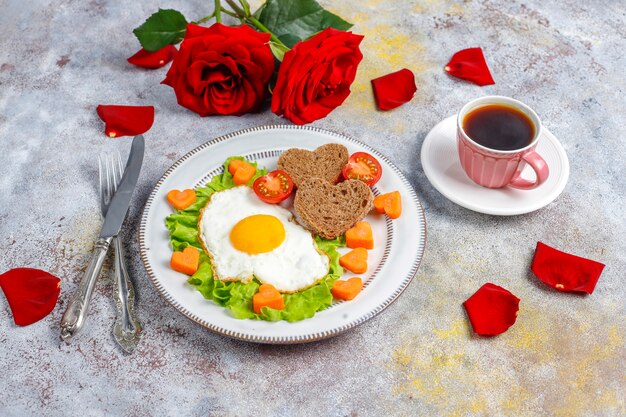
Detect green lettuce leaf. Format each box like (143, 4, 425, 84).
(166, 157, 344, 322)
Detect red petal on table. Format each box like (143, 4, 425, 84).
(463, 283, 520, 336)
(371, 68, 417, 110)
(0, 268, 61, 326)
(127, 46, 177, 69)
(444, 47, 495, 86)
(531, 242, 605, 294)
(96, 105, 154, 138)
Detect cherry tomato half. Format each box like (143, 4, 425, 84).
(253, 170, 294, 204)
(342, 152, 382, 187)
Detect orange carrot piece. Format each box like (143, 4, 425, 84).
(373, 195, 386, 213)
(232, 163, 256, 185)
(345, 221, 374, 249)
(332, 277, 363, 301)
(373, 191, 402, 219)
(253, 284, 285, 314)
(385, 193, 402, 219)
(228, 159, 249, 176)
(228, 159, 256, 184)
(339, 248, 368, 274)
(170, 247, 200, 275)
(166, 189, 197, 210)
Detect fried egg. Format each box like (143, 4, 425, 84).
(198, 186, 330, 293)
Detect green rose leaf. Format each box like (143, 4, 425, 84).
(268, 41, 290, 61)
(133, 9, 188, 52)
(256, 0, 353, 48)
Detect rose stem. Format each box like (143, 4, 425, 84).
(246, 17, 287, 48)
(224, 0, 245, 16)
(193, 12, 215, 24)
(214, 0, 222, 23)
(238, 0, 251, 16)
(220, 8, 241, 20)
(223, 0, 288, 50)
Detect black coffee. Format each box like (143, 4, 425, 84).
(463, 104, 535, 151)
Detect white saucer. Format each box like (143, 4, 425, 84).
(421, 115, 569, 215)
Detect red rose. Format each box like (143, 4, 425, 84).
(271, 28, 364, 125)
(162, 23, 274, 116)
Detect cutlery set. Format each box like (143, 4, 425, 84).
(60, 135, 145, 353)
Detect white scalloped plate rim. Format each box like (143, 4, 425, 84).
(138, 125, 426, 344)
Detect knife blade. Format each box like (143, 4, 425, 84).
(100, 135, 144, 238)
(60, 135, 145, 342)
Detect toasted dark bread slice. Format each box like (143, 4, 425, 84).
(277, 143, 349, 187)
(294, 178, 374, 240)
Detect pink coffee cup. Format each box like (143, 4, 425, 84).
(457, 96, 549, 189)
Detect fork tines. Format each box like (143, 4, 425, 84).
(98, 151, 124, 214)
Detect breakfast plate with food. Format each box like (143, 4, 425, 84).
(139, 126, 426, 343)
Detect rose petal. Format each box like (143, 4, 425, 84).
(444, 47, 495, 86)
(127, 45, 178, 69)
(371, 68, 417, 111)
(531, 242, 605, 294)
(96, 105, 154, 138)
(0, 268, 61, 326)
(463, 283, 520, 336)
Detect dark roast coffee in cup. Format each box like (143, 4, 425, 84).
(462, 104, 535, 151)
(456, 96, 549, 189)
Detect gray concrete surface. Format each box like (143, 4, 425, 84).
(1, 0, 624, 416)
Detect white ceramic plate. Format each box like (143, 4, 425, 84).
(139, 126, 426, 344)
(421, 115, 569, 215)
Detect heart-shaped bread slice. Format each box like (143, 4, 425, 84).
(277, 143, 349, 187)
(294, 178, 374, 239)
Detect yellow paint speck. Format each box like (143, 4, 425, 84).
(389, 302, 625, 416)
(445, 4, 465, 17)
(433, 319, 467, 340)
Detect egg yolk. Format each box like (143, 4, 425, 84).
(230, 214, 286, 254)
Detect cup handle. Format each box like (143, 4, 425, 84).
(508, 150, 549, 190)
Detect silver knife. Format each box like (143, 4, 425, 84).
(60, 135, 145, 342)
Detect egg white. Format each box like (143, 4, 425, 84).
(198, 186, 330, 293)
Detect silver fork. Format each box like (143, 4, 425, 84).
(100, 153, 142, 353)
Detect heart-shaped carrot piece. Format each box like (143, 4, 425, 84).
(332, 277, 363, 301)
(228, 159, 248, 175)
(228, 159, 256, 185)
(253, 284, 285, 314)
(345, 221, 374, 249)
(170, 247, 200, 275)
(339, 248, 368, 274)
(167, 189, 197, 210)
(373, 191, 402, 219)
